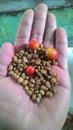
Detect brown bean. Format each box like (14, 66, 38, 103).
(23, 57, 28, 63)
(46, 91, 53, 97)
(12, 73, 19, 80)
(30, 79, 35, 84)
(19, 50, 25, 54)
(45, 81, 51, 88)
(22, 80, 28, 86)
(36, 97, 41, 103)
(35, 59, 41, 65)
(18, 77, 24, 84)
(8, 65, 13, 71)
(49, 69, 56, 76)
(36, 79, 41, 85)
(26, 90, 32, 96)
(24, 86, 29, 91)
(41, 85, 47, 91)
(13, 56, 18, 62)
(41, 69, 47, 75)
(32, 94, 36, 101)
(51, 77, 57, 83)
(27, 54, 32, 60)
(40, 90, 45, 96)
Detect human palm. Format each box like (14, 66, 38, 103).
(0, 4, 71, 130)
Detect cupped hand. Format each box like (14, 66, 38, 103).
(0, 4, 71, 130)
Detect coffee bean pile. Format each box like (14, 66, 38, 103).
(8, 44, 58, 103)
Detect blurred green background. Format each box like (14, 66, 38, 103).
(0, 7, 73, 47)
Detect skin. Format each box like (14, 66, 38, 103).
(0, 3, 71, 130)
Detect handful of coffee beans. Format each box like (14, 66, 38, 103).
(8, 40, 59, 103)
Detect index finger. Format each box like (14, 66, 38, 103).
(14, 9, 34, 52)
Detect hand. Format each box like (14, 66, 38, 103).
(0, 3, 71, 130)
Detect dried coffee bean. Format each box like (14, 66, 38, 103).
(33, 50, 37, 54)
(45, 67, 51, 71)
(8, 65, 13, 71)
(43, 61, 46, 67)
(46, 62, 51, 67)
(35, 59, 41, 65)
(18, 77, 24, 84)
(15, 69, 19, 74)
(30, 79, 35, 84)
(36, 72, 42, 77)
(34, 90, 39, 94)
(24, 86, 29, 91)
(17, 59, 22, 64)
(12, 63, 17, 67)
(36, 97, 41, 103)
(23, 57, 28, 63)
(26, 90, 32, 96)
(13, 56, 18, 62)
(41, 85, 47, 91)
(13, 67, 17, 71)
(34, 85, 40, 91)
(41, 69, 47, 75)
(32, 94, 36, 101)
(37, 66, 41, 71)
(25, 52, 28, 56)
(30, 88, 34, 92)
(36, 79, 41, 85)
(35, 85, 40, 90)
(37, 93, 41, 99)
(46, 91, 53, 97)
(22, 80, 28, 86)
(45, 81, 51, 88)
(49, 69, 56, 76)
(40, 90, 45, 96)
(27, 54, 32, 60)
(8, 71, 14, 76)
(51, 77, 57, 83)
(29, 82, 34, 88)
(33, 54, 39, 59)
(19, 50, 25, 54)
(12, 73, 19, 80)
(18, 67, 23, 72)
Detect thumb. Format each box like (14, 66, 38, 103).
(0, 42, 14, 77)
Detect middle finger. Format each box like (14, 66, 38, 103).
(30, 4, 48, 43)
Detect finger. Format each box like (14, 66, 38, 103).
(56, 28, 68, 70)
(14, 9, 34, 52)
(0, 42, 14, 77)
(44, 13, 57, 48)
(30, 3, 48, 43)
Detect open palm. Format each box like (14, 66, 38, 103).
(0, 4, 71, 130)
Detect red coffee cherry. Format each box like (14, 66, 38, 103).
(29, 40, 39, 50)
(46, 48, 59, 60)
(26, 66, 35, 76)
